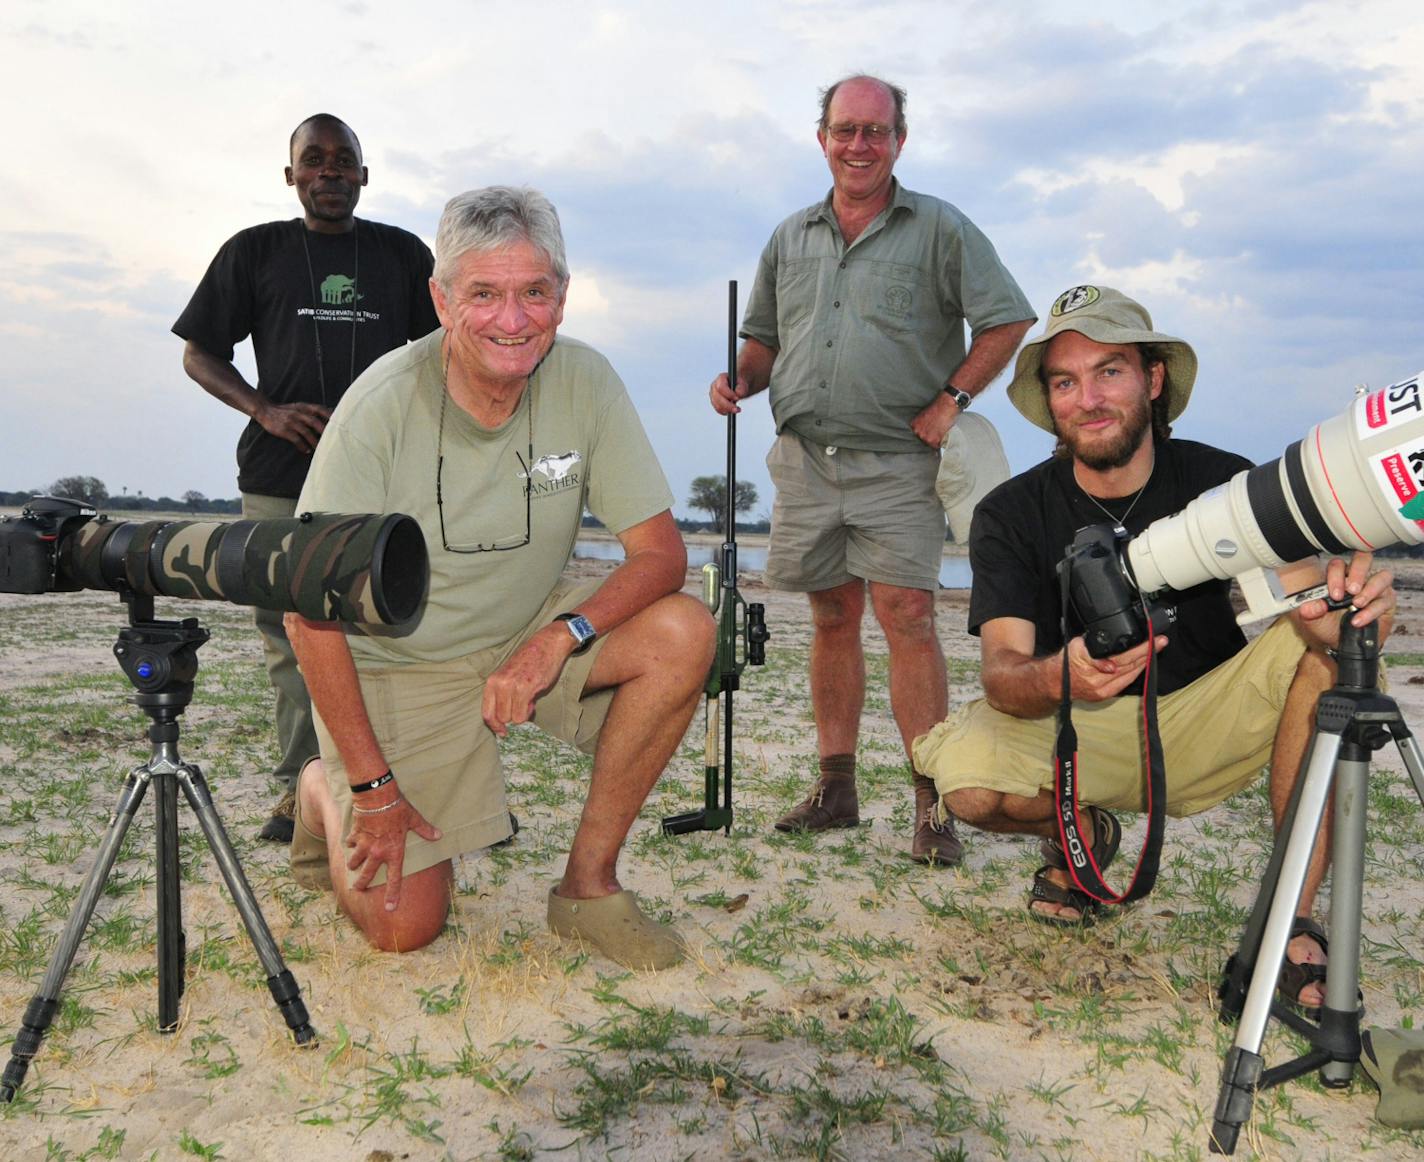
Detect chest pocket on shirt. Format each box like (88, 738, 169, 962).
(859, 261, 935, 335)
(776, 260, 820, 337)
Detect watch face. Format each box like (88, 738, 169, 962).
(563, 614, 596, 646)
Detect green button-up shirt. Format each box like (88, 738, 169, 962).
(741, 181, 1033, 452)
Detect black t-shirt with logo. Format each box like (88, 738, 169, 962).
(968, 439, 1253, 695)
(173, 218, 439, 498)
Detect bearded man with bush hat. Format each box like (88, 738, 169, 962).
(912, 285, 1394, 1013)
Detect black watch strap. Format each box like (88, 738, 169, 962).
(944, 385, 973, 411)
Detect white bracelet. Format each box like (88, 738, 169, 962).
(351, 794, 405, 817)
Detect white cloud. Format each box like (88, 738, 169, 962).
(0, 0, 1421, 504)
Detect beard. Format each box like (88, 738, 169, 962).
(1055, 392, 1153, 471)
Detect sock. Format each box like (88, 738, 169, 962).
(819, 754, 856, 783)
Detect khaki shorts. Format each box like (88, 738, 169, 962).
(765, 431, 945, 592)
(312, 577, 612, 887)
(912, 618, 1311, 817)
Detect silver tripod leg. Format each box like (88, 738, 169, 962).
(1232, 728, 1341, 1052)
(1398, 731, 1424, 807)
(1320, 753, 1367, 1084)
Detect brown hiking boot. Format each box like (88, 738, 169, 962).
(910, 774, 963, 866)
(773, 776, 859, 833)
(259, 788, 296, 843)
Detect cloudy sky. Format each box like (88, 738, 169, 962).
(3, 0, 1420, 520)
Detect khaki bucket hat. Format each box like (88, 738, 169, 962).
(1006, 285, 1197, 434)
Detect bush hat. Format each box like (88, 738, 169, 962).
(1006, 285, 1197, 434)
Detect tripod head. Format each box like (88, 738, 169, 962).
(112, 589, 209, 723)
(1332, 606, 1380, 692)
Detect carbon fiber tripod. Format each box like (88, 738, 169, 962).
(1, 592, 316, 1102)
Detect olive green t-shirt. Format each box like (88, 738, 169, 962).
(298, 330, 674, 664)
(740, 180, 1034, 452)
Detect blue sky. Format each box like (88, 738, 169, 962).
(2, 0, 1420, 518)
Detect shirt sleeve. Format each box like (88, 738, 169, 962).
(172, 232, 254, 361)
(297, 408, 391, 518)
(941, 212, 1035, 337)
(738, 233, 781, 350)
(966, 487, 1044, 637)
(584, 374, 675, 535)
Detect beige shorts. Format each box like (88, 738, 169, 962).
(912, 618, 1311, 817)
(312, 577, 612, 886)
(765, 431, 945, 592)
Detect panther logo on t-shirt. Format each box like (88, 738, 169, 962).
(526, 450, 583, 497)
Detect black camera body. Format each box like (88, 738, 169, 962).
(1059, 524, 1176, 659)
(0, 496, 96, 594)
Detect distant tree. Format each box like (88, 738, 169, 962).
(182, 489, 207, 511)
(687, 475, 758, 530)
(50, 475, 109, 504)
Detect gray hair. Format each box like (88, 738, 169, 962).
(433, 186, 569, 291)
(817, 74, 908, 136)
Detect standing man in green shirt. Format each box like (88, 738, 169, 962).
(710, 74, 1034, 864)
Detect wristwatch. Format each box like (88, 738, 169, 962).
(555, 612, 598, 654)
(944, 384, 973, 411)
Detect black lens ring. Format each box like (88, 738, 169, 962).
(1245, 460, 1320, 562)
(1283, 441, 1351, 555)
(369, 514, 426, 624)
(215, 520, 261, 605)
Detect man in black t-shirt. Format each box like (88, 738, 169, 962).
(911, 286, 1394, 1013)
(173, 114, 438, 841)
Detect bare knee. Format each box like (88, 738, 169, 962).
(809, 582, 866, 634)
(647, 592, 716, 680)
(341, 864, 453, 953)
(870, 584, 937, 644)
(945, 786, 1005, 828)
(1293, 644, 1336, 692)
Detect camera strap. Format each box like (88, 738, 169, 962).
(1052, 561, 1167, 904)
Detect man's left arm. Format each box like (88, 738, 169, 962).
(910, 319, 1034, 447)
(480, 510, 686, 735)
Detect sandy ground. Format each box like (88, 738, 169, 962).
(0, 549, 1422, 1160)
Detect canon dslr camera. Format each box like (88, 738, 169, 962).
(1059, 524, 1177, 659)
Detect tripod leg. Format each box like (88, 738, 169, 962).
(155, 767, 185, 1032)
(1394, 730, 1424, 809)
(1211, 728, 1341, 1153)
(1319, 754, 1367, 1087)
(176, 766, 316, 1046)
(1, 768, 153, 1102)
(1218, 724, 1321, 1021)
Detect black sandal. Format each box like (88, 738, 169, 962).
(1276, 916, 1363, 1020)
(1027, 806, 1122, 928)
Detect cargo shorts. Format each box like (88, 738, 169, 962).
(764, 431, 945, 592)
(312, 577, 612, 886)
(912, 617, 1312, 817)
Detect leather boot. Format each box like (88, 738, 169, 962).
(773, 775, 859, 832)
(910, 774, 963, 866)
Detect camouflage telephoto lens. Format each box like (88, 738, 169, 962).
(57, 512, 427, 625)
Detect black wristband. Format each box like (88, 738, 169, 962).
(349, 769, 395, 794)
